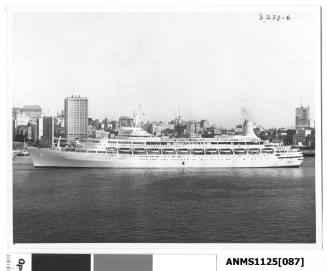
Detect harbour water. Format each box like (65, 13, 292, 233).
(13, 156, 315, 243)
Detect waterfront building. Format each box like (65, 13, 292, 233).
(93, 119, 101, 129)
(31, 125, 38, 143)
(195, 122, 202, 133)
(22, 105, 42, 122)
(42, 116, 55, 147)
(14, 113, 30, 127)
(95, 129, 110, 138)
(200, 119, 210, 131)
(12, 107, 23, 118)
(185, 121, 196, 138)
(293, 128, 312, 146)
(55, 126, 65, 138)
(109, 121, 119, 134)
(148, 122, 174, 136)
(64, 95, 88, 142)
(306, 128, 315, 148)
(119, 116, 134, 127)
(36, 118, 43, 140)
(294, 105, 314, 146)
(213, 127, 222, 136)
(284, 129, 296, 145)
(296, 106, 310, 129)
(99, 117, 110, 131)
(27, 126, 32, 140)
(88, 125, 97, 137)
(17, 125, 28, 138)
(235, 124, 243, 135)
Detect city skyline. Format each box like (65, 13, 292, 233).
(12, 100, 314, 130)
(12, 11, 318, 128)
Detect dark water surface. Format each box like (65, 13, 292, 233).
(13, 157, 315, 243)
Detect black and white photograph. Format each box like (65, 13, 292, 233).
(10, 8, 321, 244)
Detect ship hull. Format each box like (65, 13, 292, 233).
(28, 147, 303, 168)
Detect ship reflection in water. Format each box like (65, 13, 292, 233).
(13, 156, 315, 243)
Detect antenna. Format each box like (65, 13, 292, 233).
(300, 97, 302, 107)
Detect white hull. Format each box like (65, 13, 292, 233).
(28, 147, 303, 168)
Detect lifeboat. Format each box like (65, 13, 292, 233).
(248, 148, 260, 154)
(148, 148, 161, 154)
(162, 148, 176, 155)
(118, 148, 132, 154)
(106, 147, 117, 153)
(177, 148, 189, 155)
(205, 148, 218, 155)
(133, 148, 147, 154)
(233, 148, 247, 154)
(262, 148, 274, 154)
(219, 148, 232, 155)
(191, 149, 204, 155)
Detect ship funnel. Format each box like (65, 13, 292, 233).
(242, 119, 257, 137)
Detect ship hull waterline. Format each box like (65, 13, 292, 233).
(27, 147, 303, 168)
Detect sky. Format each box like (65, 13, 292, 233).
(11, 10, 319, 128)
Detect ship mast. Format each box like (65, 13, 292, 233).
(178, 105, 181, 124)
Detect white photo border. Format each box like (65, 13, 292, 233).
(5, 5, 323, 253)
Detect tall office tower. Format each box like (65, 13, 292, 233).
(295, 106, 310, 129)
(64, 95, 88, 142)
(42, 116, 54, 147)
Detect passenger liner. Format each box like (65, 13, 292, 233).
(28, 120, 303, 168)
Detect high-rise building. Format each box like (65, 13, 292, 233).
(295, 106, 310, 129)
(22, 105, 42, 122)
(12, 107, 23, 118)
(64, 95, 88, 142)
(41, 116, 54, 147)
(36, 117, 43, 140)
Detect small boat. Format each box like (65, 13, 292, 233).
(147, 148, 161, 154)
(191, 149, 204, 155)
(133, 148, 147, 154)
(162, 148, 176, 155)
(176, 148, 189, 155)
(248, 148, 260, 154)
(219, 148, 232, 155)
(205, 148, 218, 155)
(233, 148, 247, 154)
(118, 148, 132, 154)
